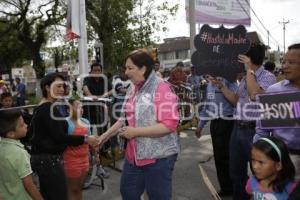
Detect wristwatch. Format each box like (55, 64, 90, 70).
(248, 69, 255, 76)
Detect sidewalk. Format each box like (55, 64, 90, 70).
(83, 127, 232, 200)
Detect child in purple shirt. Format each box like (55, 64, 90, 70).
(246, 137, 296, 200)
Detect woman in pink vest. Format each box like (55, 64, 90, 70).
(99, 49, 180, 200)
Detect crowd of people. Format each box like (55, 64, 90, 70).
(0, 77, 26, 109)
(0, 43, 300, 200)
(190, 43, 300, 200)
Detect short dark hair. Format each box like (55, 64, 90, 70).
(245, 43, 265, 65)
(288, 43, 300, 50)
(154, 59, 160, 64)
(125, 49, 154, 80)
(176, 61, 184, 67)
(264, 61, 276, 72)
(90, 63, 103, 71)
(252, 136, 295, 192)
(40, 73, 65, 98)
(0, 110, 23, 137)
(1, 92, 12, 100)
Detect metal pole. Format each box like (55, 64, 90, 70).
(267, 30, 269, 47)
(283, 24, 285, 54)
(279, 19, 290, 54)
(267, 30, 270, 59)
(189, 0, 196, 55)
(100, 42, 103, 69)
(78, 0, 89, 75)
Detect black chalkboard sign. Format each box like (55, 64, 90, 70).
(258, 91, 300, 129)
(191, 24, 251, 82)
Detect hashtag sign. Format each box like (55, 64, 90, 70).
(200, 32, 208, 42)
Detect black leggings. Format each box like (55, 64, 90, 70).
(31, 155, 68, 200)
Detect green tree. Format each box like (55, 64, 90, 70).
(86, 0, 134, 73)
(86, 0, 178, 73)
(0, 0, 65, 78)
(133, 0, 179, 47)
(0, 18, 31, 73)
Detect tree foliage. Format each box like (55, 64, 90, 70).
(0, 0, 65, 78)
(86, 0, 135, 73)
(0, 0, 178, 76)
(0, 18, 31, 73)
(86, 0, 178, 73)
(132, 0, 179, 46)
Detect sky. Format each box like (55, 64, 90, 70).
(156, 0, 300, 51)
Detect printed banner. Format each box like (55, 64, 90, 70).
(186, 0, 251, 26)
(258, 91, 300, 129)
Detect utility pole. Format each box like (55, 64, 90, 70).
(279, 19, 290, 54)
(267, 30, 269, 48)
(266, 30, 270, 60)
(78, 0, 89, 75)
(189, 0, 196, 55)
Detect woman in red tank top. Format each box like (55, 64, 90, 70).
(63, 99, 99, 200)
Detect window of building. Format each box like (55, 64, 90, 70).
(165, 52, 175, 60)
(177, 50, 189, 59)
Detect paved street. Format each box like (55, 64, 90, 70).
(83, 126, 232, 200)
